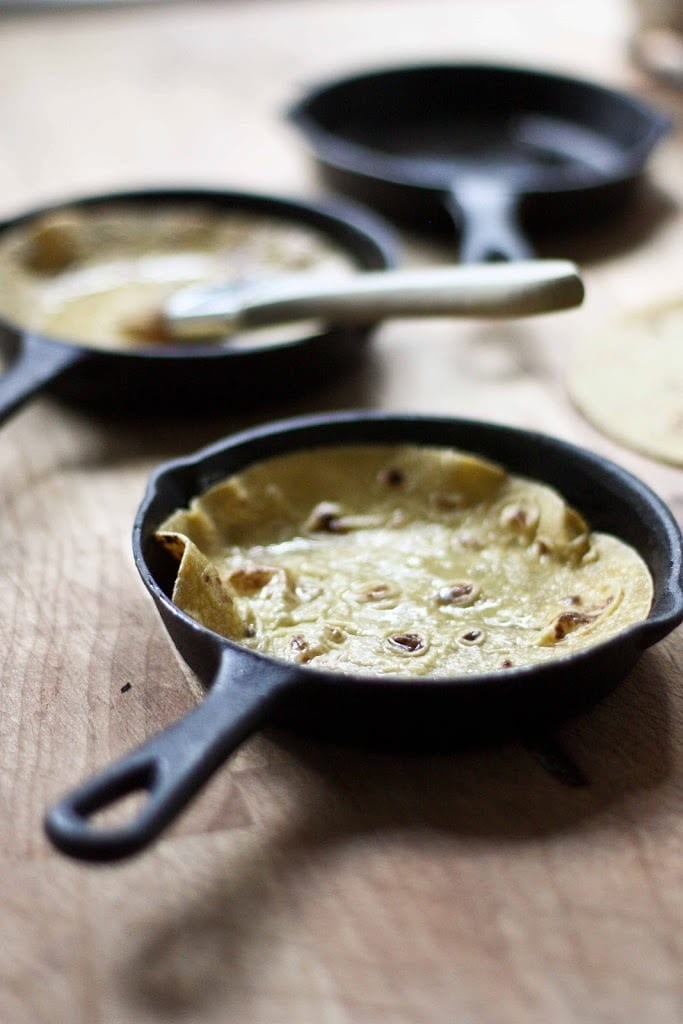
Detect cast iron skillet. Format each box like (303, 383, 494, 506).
(45, 411, 683, 863)
(288, 63, 671, 261)
(0, 188, 396, 419)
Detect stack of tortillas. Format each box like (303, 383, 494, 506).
(567, 297, 683, 467)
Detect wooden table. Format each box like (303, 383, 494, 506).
(1, 2, 682, 1021)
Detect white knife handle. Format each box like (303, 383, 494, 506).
(165, 260, 584, 338)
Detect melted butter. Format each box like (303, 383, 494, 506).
(156, 445, 654, 677)
(0, 205, 355, 350)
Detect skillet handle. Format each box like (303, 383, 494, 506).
(445, 178, 533, 263)
(0, 332, 87, 424)
(44, 649, 297, 862)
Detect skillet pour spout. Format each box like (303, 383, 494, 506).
(45, 413, 683, 862)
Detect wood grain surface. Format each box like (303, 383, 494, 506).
(0, 2, 682, 1022)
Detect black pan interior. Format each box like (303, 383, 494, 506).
(292, 64, 670, 195)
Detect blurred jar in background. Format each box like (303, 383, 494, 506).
(632, 0, 683, 86)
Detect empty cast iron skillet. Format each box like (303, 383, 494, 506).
(0, 188, 396, 419)
(288, 63, 671, 261)
(45, 411, 683, 862)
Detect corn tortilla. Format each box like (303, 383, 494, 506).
(567, 297, 683, 467)
(155, 445, 653, 678)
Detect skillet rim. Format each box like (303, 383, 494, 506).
(132, 410, 683, 697)
(288, 60, 672, 198)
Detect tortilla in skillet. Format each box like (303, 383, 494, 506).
(156, 445, 653, 677)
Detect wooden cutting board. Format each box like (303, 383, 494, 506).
(0, 2, 681, 1022)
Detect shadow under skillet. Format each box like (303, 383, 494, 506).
(40, 335, 385, 469)
(117, 641, 673, 1020)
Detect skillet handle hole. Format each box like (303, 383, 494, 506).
(44, 758, 163, 862)
(82, 774, 156, 832)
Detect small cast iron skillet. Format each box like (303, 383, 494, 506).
(288, 63, 671, 261)
(45, 412, 683, 863)
(0, 188, 396, 419)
